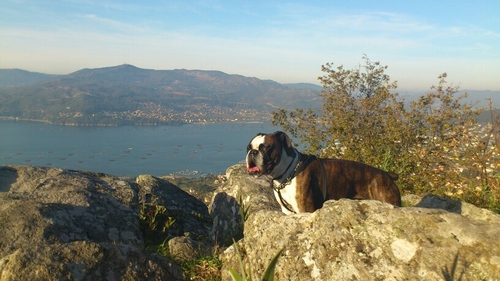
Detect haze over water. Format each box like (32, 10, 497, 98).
(0, 121, 277, 177)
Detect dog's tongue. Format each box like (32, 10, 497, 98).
(247, 166, 261, 173)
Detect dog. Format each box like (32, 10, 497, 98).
(246, 131, 401, 214)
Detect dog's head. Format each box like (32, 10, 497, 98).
(246, 131, 296, 177)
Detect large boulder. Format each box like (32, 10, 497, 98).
(136, 174, 213, 243)
(208, 164, 279, 246)
(214, 165, 500, 281)
(0, 165, 211, 280)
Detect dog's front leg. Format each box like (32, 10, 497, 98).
(295, 171, 324, 213)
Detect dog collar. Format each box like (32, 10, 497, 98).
(273, 150, 301, 183)
(272, 153, 317, 214)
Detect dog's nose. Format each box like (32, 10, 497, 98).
(250, 150, 259, 156)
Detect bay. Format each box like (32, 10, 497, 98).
(0, 121, 277, 177)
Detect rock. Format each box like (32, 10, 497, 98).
(136, 174, 213, 243)
(415, 193, 500, 223)
(0, 165, 216, 280)
(216, 165, 500, 281)
(400, 193, 424, 207)
(0, 242, 184, 281)
(168, 235, 213, 262)
(208, 164, 280, 246)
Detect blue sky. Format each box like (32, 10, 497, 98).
(1, 0, 499, 91)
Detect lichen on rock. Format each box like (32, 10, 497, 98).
(0, 165, 192, 280)
(212, 164, 500, 281)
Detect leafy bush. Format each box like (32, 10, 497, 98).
(272, 55, 500, 212)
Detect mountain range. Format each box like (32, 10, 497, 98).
(0, 64, 498, 126)
(0, 65, 321, 125)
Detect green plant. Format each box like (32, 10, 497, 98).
(139, 203, 177, 249)
(458, 182, 500, 213)
(139, 204, 176, 232)
(139, 203, 223, 280)
(228, 241, 283, 281)
(181, 254, 223, 281)
(154, 238, 170, 257)
(238, 194, 252, 223)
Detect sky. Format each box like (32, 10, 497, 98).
(1, 0, 499, 91)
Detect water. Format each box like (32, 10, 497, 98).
(0, 121, 277, 177)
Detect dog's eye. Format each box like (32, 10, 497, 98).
(259, 144, 272, 151)
(246, 144, 252, 152)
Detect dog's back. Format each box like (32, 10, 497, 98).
(314, 158, 402, 207)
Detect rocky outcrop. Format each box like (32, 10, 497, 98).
(208, 164, 280, 246)
(0, 165, 212, 280)
(2, 163, 500, 280)
(212, 164, 500, 281)
(136, 174, 213, 243)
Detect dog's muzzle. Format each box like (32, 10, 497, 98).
(246, 149, 276, 176)
(246, 150, 262, 174)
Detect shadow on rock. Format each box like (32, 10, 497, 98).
(0, 165, 187, 280)
(0, 166, 18, 192)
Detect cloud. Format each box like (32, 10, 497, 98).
(77, 14, 148, 34)
(0, 1, 498, 90)
(324, 12, 433, 33)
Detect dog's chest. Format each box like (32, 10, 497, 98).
(273, 178, 300, 214)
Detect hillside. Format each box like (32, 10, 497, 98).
(0, 65, 321, 126)
(2, 65, 496, 126)
(400, 89, 500, 109)
(0, 69, 59, 88)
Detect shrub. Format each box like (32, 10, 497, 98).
(272, 55, 500, 212)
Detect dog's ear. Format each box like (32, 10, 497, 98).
(273, 131, 296, 157)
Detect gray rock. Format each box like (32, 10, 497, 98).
(416, 193, 500, 223)
(0, 242, 184, 281)
(0, 165, 197, 280)
(208, 164, 280, 246)
(136, 174, 213, 242)
(216, 165, 500, 281)
(168, 235, 213, 262)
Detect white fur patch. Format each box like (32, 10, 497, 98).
(249, 135, 265, 150)
(273, 178, 300, 214)
(246, 135, 266, 169)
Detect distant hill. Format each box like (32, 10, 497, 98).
(284, 83, 323, 91)
(400, 90, 500, 109)
(0, 69, 59, 88)
(477, 108, 500, 123)
(0, 65, 321, 125)
(1, 65, 497, 126)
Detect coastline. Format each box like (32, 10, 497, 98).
(0, 116, 269, 127)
